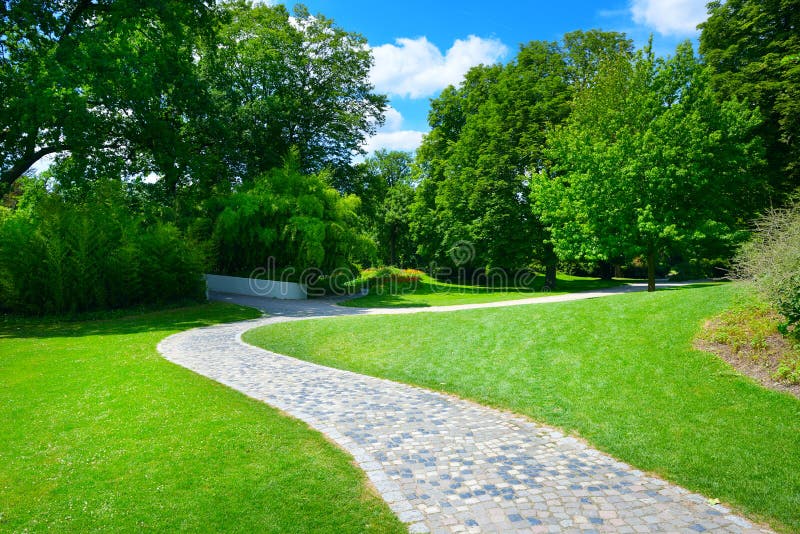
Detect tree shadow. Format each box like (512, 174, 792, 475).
(0, 302, 261, 340)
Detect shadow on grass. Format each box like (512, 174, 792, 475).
(0, 302, 261, 340)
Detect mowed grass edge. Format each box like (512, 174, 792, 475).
(245, 284, 800, 532)
(0, 303, 406, 533)
(339, 273, 629, 308)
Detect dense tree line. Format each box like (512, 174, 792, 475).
(1, 0, 797, 313)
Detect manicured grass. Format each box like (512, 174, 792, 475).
(340, 272, 627, 308)
(0, 304, 405, 533)
(245, 284, 800, 532)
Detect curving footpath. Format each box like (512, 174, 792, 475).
(158, 284, 771, 533)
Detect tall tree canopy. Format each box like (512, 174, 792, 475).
(535, 43, 764, 291)
(0, 0, 218, 195)
(198, 2, 386, 183)
(411, 31, 631, 280)
(699, 0, 800, 201)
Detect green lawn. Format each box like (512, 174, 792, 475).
(340, 272, 627, 308)
(0, 304, 405, 533)
(245, 284, 800, 532)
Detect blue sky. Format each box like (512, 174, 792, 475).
(288, 0, 710, 155)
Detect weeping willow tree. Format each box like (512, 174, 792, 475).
(211, 153, 374, 278)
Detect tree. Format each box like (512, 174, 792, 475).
(699, 0, 800, 203)
(535, 43, 764, 291)
(198, 2, 386, 182)
(0, 0, 218, 195)
(355, 150, 415, 266)
(411, 31, 632, 284)
(211, 151, 372, 276)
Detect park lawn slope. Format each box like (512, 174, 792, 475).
(341, 273, 627, 308)
(0, 304, 405, 533)
(245, 284, 800, 532)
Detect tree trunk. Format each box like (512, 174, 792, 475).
(545, 261, 557, 290)
(1, 145, 69, 190)
(614, 264, 623, 278)
(389, 227, 397, 267)
(647, 248, 656, 292)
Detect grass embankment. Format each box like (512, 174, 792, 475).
(341, 271, 627, 308)
(245, 284, 800, 531)
(697, 297, 800, 396)
(0, 304, 405, 533)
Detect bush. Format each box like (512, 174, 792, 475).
(211, 153, 374, 277)
(0, 180, 205, 315)
(734, 195, 800, 331)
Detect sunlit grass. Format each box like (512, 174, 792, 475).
(246, 284, 800, 531)
(0, 304, 405, 533)
(341, 272, 628, 308)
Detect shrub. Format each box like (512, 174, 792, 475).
(733, 195, 800, 331)
(211, 153, 374, 277)
(0, 180, 205, 315)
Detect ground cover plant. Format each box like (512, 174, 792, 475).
(697, 297, 800, 394)
(0, 304, 405, 533)
(341, 268, 627, 308)
(245, 284, 800, 531)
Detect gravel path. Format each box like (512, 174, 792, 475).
(157, 284, 770, 533)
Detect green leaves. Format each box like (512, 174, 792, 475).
(211, 155, 370, 276)
(537, 44, 764, 288)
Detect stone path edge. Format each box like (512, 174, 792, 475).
(157, 283, 773, 533)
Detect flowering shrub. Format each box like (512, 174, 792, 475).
(358, 267, 424, 286)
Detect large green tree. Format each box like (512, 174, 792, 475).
(411, 31, 631, 284)
(699, 0, 800, 201)
(198, 2, 386, 182)
(535, 43, 764, 291)
(0, 0, 217, 195)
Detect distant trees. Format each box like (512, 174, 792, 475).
(0, 179, 205, 314)
(211, 152, 372, 277)
(535, 43, 764, 291)
(198, 2, 385, 183)
(354, 150, 416, 267)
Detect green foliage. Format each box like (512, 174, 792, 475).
(353, 150, 416, 266)
(734, 195, 800, 329)
(536, 43, 764, 290)
(0, 0, 218, 195)
(211, 153, 373, 277)
(411, 32, 631, 273)
(700, 0, 800, 200)
(197, 2, 386, 182)
(0, 179, 204, 315)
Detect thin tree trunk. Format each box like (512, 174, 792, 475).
(545, 261, 557, 290)
(544, 241, 557, 290)
(647, 248, 656, 292)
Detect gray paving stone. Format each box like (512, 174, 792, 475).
(158, 288, 773, 533)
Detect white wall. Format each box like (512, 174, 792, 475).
(205, 274, 308, 300)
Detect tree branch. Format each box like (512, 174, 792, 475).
(1, 145, 70, 186)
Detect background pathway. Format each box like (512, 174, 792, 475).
(158, 285, 770, 533)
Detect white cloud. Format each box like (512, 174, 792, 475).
(362, 106, 426, 154)
(630, 0, 709, 36)
(370, 35, 508, 99)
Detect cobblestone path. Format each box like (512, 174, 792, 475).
(157, 287, 770, 533)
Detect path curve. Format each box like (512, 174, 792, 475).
(158, 284, 769, 533)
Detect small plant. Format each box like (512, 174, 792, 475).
(733, 194, 800, 330)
